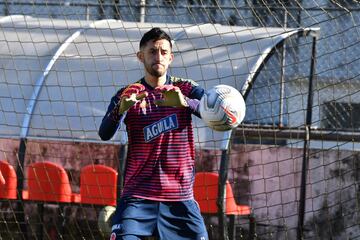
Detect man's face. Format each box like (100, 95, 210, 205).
(137, 39, 174, 78)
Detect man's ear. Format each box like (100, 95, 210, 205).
(169, 53, 174, 63)
(137, 51, 144, 63)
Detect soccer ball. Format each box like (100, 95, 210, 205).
(98, 205, 116, 235)
(199, 84, 246, 131)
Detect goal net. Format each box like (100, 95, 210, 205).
(1, 1, 359, 239)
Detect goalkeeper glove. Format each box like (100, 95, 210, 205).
(118, 83, 148, 114)
(154, 85, 188, 108)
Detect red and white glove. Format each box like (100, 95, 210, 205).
(154, 85, 188, 108)
(118, 83, 148, 114)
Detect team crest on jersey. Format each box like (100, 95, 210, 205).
(110, 232, 116, 240)
(144, 114, 178, 142)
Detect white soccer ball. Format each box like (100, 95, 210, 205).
(199, 84, 246, 131)
(98, 205, 116, 235)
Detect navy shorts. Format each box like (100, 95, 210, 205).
(110, 197, 208, 240)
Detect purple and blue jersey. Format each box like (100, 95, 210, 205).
(99, 76, 204, 201)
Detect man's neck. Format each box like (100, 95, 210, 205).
(144, 74, 167, 88)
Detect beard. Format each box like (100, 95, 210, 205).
(144, 62, 166, 78)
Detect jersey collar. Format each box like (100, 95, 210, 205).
(140, 75, 172, 90)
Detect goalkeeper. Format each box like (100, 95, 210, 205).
(99, 28, 208, 240)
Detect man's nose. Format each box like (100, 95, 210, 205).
(154, 50, 162, 61)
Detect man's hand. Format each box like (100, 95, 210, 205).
(118, 83, 148, 114)
(154, 85, 188, 108)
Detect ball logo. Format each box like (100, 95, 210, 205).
(221, 106, 237, 125)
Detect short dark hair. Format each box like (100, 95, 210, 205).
(139, 27, 172, 49)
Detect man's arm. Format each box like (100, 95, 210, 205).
(98, 94, 122, 141)
(188, 85, 205, 118)
(154, 84, 205, 118)
(99, 84, 147, 141)
(184, 97, 201, 118)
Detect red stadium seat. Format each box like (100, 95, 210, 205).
(194, 172, 255, 239)
(0, 160, 17, 199)
(25, 161, 79, 203)
(80, 164, 118, 206)
(23, 161, 80, 239)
